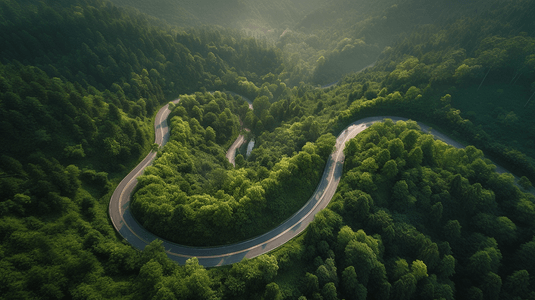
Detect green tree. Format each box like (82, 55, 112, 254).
(358, 172, 377, 193)
(205, 126, 216, 142)
(381, 159, 398, 179)
(344, 240, 375, 286)
(468, 249, 500, 277)
(315, 133, 336, 158)
(411, 260, 428, 281)
(519, 176, 532, 190)
(184, 258, 216, 299)
(306, 209, 343, 245)
(140, 240, 172, 271)
(392, 180, 415, 210)
(235, 154, 245, 167)
(341, 266, 367, 300)
(473, 213, 517, 244)
(344, 190, 372, 220)
(514, 238, 535, 271)
(481, 272, 502, 300)
(504, 270, 530, 298)
(359, 157, 378, 173)
(264, 282, 283, 300)
(406, 147, 423, 167)
(391, 258, 409, 282)
(388, 138, 405, 159)
(322, 282, 338, 300)
(392, 273, 417, 300)
(152, 287, 177, 300)
(253, 96, 271, 118)
(418, 242, 440, 270)
(336, 226, 357, 253)
(228, 255, 278, 294)
(438, 255, 456, 279)
(71, 283, 104, 300)
(443, 220, 462, 243)
(316, 258, 338, 287)
(375, 149, 391, 168)
(400, 130, 419, 150)
(430, 202, 443, 223)
(303, 272, 320, 295)
(136, 259, 163, 299)
(467, 286, 484, 300)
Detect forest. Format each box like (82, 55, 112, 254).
(131, 91, 335, 246)
(1, 0, 535, 299)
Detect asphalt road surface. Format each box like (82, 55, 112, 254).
(109, 99, 512, 267)
(226, 135, 246, 166)
(225, 94, 253, 166)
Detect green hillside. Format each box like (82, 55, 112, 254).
(107, 0, 324, 29)
(1, 0, 535, 299)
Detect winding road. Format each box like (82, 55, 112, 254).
(109, 96, 504, 267)
(225, 96, 253, 166)
(226, 135, 246, 166)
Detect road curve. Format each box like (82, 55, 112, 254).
(225, 94, 253, 166)
(226, 135, 246, 166)
(109, 99, 492, 267)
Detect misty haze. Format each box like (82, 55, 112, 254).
(1, 0, 534, 299)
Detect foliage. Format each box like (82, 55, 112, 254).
(0, 0, 285, 298)
(132, 92, 334, 245)
(267, 121, 535, 299)
(2, 0, 535, 299)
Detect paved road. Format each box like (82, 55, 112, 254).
(225, 95, 253, 166)
(226, 135, 246, 166)
(109, 99, 514, 267)
(109, 99, 180, 256)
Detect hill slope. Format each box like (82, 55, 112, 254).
(1, 0, 535, 299)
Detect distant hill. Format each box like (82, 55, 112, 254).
(107, 0, 324, 30)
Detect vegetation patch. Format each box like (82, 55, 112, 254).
(132, 92, 336, 246)
(280, 120, 535, 299)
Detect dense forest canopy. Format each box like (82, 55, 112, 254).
(1, 0, 535, 299)
(131, 91, 335, 246)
